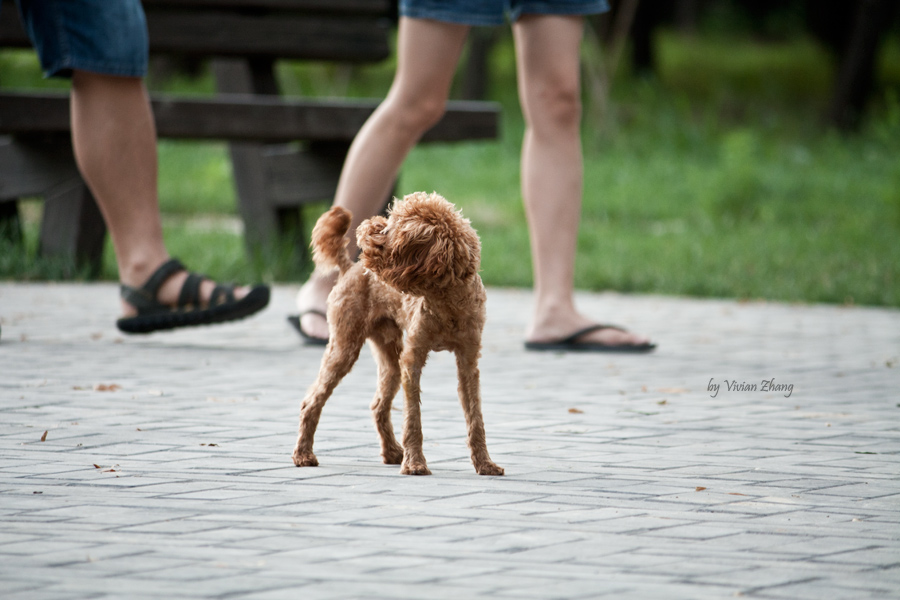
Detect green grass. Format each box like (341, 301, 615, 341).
(2, 31, 899, 306)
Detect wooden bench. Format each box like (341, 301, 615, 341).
(0, 0, 499, 269)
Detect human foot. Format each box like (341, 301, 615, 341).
(289, 273, 335, 344)
(526, 315, 655, 353)
(116, 258, 270, 334)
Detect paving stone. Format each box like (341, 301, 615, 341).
(1, 282, 899, 598)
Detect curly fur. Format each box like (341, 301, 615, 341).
(292, 192, 504, 476)
(311, 205, 354, 275)
(358, 194, 480, 295)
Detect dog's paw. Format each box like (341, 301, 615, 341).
(292, 450, 319, 467)
(400, 462, 431, 476)
(476, 461, 505, 476)
(382, 445, 404, 465)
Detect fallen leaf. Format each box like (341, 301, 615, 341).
(72, 386, 86, 391)
(657, 400, 668, 405)
(729, 493, 747, 496)
(136, 428, 142, 432)
(93, 464, 101, 469)
(568, 408, 584, 414)
(657, 387, 688, 394)
(103, 469, 116, 473)
(40, 430, 48, 442)
(90, 332, 103, 340)
(208, 443, 218, 447)
(695, 486, 707, 492)
(33, 491, 42, 495)
(93, 383, 122, 392)
(641, 386, 648, 392)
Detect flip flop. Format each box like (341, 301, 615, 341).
(524, 324, 656, 353)
(116, 258, 270, 334)
(287, 310, 329, 346)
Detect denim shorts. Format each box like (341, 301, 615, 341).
(400, 0, 610, 26)
(3, 0, 148, 78)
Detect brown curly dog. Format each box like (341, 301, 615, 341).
(292, 192, 504, 476)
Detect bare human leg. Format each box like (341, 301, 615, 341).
(295, 18, 470, 341)
(513, 15, 652, 349)
(70, 70, 252, 319)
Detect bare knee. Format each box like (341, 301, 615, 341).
(382, 92, 447, 137)
(525, 84, 581, 136)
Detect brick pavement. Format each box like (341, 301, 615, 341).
(1, 282, 898, 599)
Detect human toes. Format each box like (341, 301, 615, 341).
(581, 327, 651, 347)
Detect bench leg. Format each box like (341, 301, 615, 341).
(0, 200, 23, 245)
(212, 58, 289, 255)
(226, 142, 281, 248)
(39, 180, 107, 274)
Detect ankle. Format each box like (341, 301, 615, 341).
(298, 270, 338, 309)
(532, 295, 577, 328)
(118, 253, 171, 288)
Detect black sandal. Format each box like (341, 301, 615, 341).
(524, 324, 656, 353)
(287, 310, 329, 346)
(116, 258, 270, 334)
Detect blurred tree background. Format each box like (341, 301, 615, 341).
(2, 0, 899, 306)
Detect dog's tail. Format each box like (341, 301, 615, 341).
(311, 207, 354, 275)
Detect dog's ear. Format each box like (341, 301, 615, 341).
(418, 222, 480, 288)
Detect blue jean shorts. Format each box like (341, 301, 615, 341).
(3, 0, 148, 78)
(400, 0, 610, 26)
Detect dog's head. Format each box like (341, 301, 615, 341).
(357, 192, 480, 296)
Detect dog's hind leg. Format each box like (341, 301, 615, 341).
(292, 335, 365, 467)
(455, 347, 504, 476)
(369, 326, 405, 465)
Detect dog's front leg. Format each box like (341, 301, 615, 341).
(456, 348, 504, 476)
(399, 341, 431, 475)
